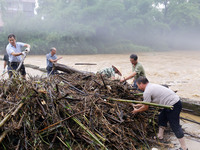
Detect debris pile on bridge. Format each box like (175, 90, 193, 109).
(0, 69, 167, 150)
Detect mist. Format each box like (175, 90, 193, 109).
(0, 0, 200, 55)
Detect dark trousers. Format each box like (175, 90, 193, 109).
(132, 80, 143, 92)
(158, 100, 184, 138)
(8, 62, 26, 77)
(132, 80, 138, 89)
(46, 66, 57, 75)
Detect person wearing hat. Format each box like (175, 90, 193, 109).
(97, 65, 122, 79)
(120, 54, 145, 89)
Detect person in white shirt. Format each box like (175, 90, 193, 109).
(132, 76, 187, 150)
(6, 34, 30, 78)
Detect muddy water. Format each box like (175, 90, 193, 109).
(1, 50, 200, 101)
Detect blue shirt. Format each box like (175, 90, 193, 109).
(6, 42, 25, 62)
(46, 53, 57, 67)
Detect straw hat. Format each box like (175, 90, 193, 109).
(112, 65, 122, 76)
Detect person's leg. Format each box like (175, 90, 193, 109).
(8, 70, 13, 78)
(46, 66, 53, 76)
(133, 80, 138, 89)
(10, 63, 18, 78)
(20, 64, 26, 79)
(158, 109, 168, 139)
(167, 101, 187, 150)
(8, 65, 13, 78)
(54, 69, 58, 74)
(157, 126, 165, 139)
(178, 138, 187, 150)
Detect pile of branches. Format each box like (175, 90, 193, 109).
(0, 72, 164, 150)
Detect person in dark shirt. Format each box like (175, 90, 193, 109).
(3, 53, 9, 74)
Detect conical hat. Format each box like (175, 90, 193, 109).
(112, 65, 122, 76)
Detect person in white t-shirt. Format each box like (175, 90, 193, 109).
(6, 34, 30, 78)
(132, 76, 187, 150)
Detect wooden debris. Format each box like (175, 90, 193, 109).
(0, 72, 164, 149)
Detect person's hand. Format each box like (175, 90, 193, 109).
(131, 103, 140, 108)
(111, 76, 115, 80)
(21, 51, 26, 55)
(25, 47, 30, 53)
(131, 106, 139, 114)
(58, 57, 63, 60)
(120, 78, 125, 82)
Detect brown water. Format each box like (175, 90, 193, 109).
(1, 50, 200, 101)
(1, 50, 200, 149)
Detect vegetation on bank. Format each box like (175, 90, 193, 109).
(0, 0, 200, 54)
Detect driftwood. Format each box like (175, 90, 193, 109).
(180, 117, 200, 125)
(0, 72, 161, 149)
(75, 63, 97, 65)
(53, 63, 93, 75)
(24, 64, 46, 73)
(181, 98, 200, 116)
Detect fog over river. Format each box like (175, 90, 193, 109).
(1, 50, 200, 101)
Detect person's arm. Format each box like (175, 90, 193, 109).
(49, 57, 62, 63)
(131, 104, 149, 114)
(3, 61, 7, 69)
(11, 51, 23, 56)
(3, 55, 7, 69)
(9, 43, 27, 56)
(24, 44, 31, 48)
(120, 72, 136, 82)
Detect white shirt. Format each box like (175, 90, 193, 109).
(6, 42, 25, 62)
(143, 83, 180, 106)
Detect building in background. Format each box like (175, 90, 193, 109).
(0, 0, 35, 28)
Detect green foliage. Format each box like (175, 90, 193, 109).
(106, 40, 154, 54)
(0, 0, 200, 54)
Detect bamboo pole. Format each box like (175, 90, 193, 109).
(60, 102, 108, 149)
(57, 136, 72, 150)
(70, 115, 108, 150)
(0, 102, 24, 128)
(134, 93, 143, 96)
(12, 103, 24, 116)
(0, 130, 9, 143)
(107, 97, 173, 110)
(38, 110, 86, 133)
(0, 114, 11, 128)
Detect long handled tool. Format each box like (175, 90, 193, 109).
(16, 51, 28, 72)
